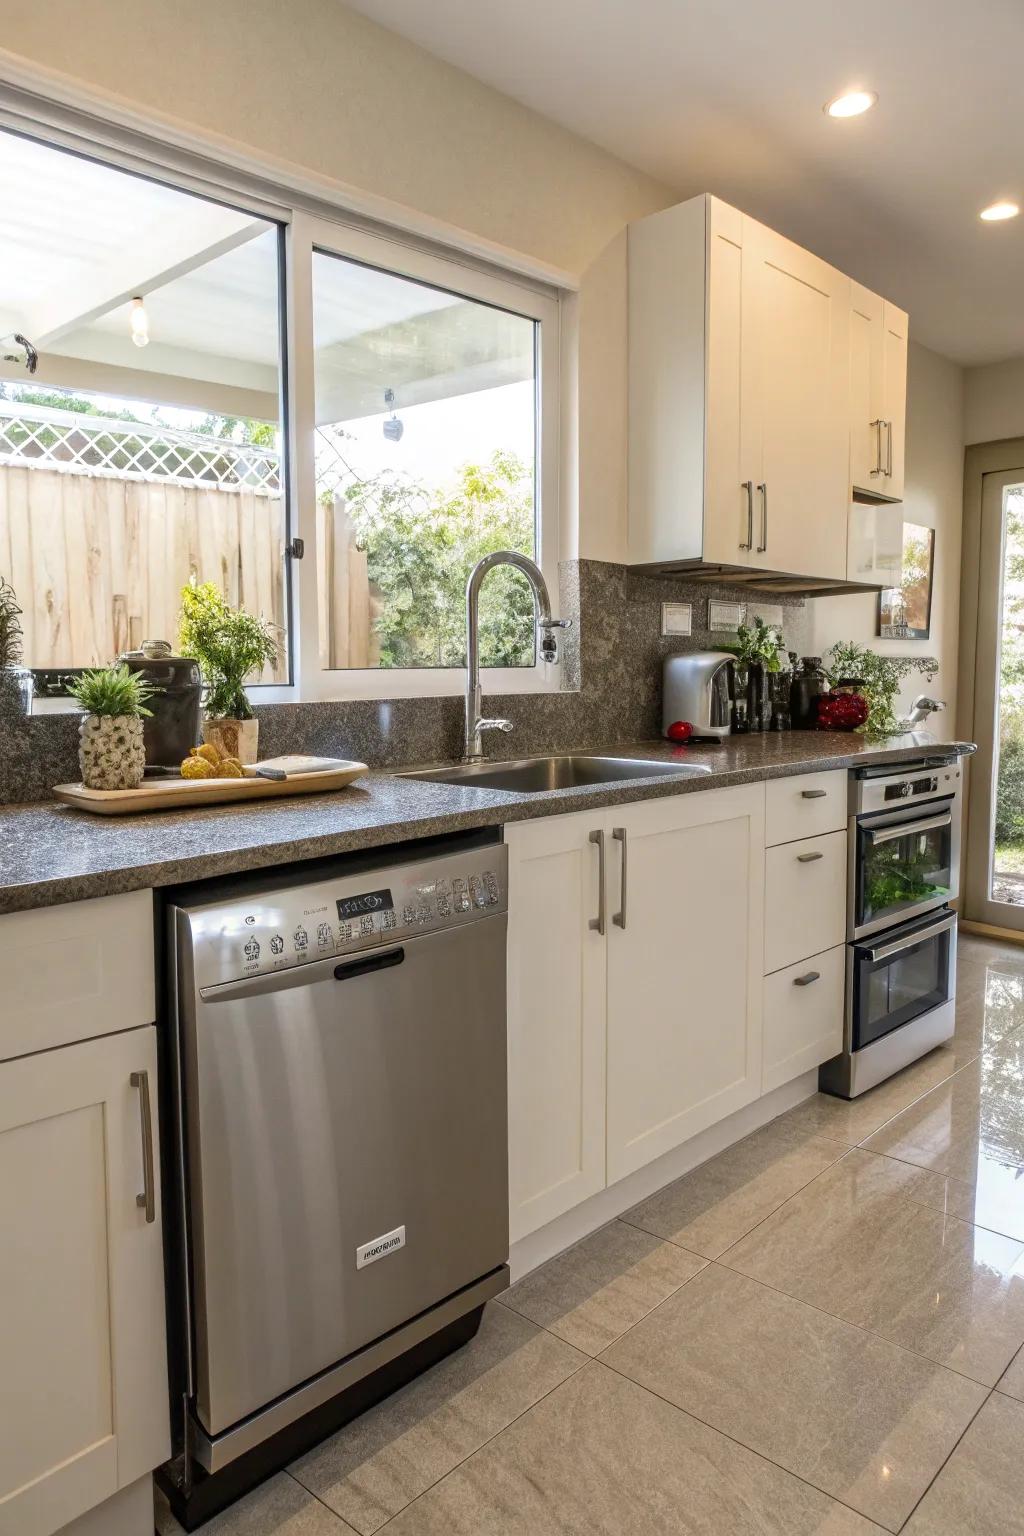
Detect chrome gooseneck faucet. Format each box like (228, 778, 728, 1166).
(464, 551, 571, 762)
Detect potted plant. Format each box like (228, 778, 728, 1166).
(824, 642, 938, 735)
(178, 580, 278, 764)
(67, 663, 159, 790)
(726, 616, 782, 731)
(0, 576, 32, 719)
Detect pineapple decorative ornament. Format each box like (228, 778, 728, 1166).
(67, 663, 160, 790)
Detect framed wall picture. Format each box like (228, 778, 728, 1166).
(878, 522, 935, 639)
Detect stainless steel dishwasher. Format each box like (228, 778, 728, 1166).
(162, 833, 509, 1528)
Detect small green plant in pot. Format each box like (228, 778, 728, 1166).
(178, 581, 278, 764)
(68, 663, 159, 790)
(0, 575, 32, 719)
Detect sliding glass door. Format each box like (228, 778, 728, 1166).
(965, 466, 1024, 928)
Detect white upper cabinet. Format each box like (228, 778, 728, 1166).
(628, 194, 907, 589)
(849, 282, 908, 501)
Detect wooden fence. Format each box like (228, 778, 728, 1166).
(0, 467, 377, 676)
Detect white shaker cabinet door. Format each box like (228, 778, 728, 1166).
(0, 1027, 169, 1536)
(605, 785, 765, 1183)
(741, 218, 851, 581)
(505, 816, 607, 1242)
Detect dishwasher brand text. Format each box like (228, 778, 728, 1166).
(356, 1225, 407, 1269)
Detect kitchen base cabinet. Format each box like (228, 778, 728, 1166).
(0, 1028, 169, 1536)
(762, 945, 845, 1093)
(505, 816, 607, 1243)
(764, 830, 847, 974)
(606, 787, 765, 1182)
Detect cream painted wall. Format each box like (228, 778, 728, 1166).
(1, 3, 675, 565)
(811, 341, 965, 720)
(964, 358, 1024, 447)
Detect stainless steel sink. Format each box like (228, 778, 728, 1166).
(401, 754, 713, 794)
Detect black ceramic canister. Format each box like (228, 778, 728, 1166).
(119, 639, 203, 766)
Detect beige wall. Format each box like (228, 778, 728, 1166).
(812, 342, 965, 720)
(964, 358, 1024, 447)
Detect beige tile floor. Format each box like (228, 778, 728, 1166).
(157, 934, 1024, 1535)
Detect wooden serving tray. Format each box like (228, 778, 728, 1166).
(53, 760, 369, 815)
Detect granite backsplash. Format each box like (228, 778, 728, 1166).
(0, 559, 810, 804)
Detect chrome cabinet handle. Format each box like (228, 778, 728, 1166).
(589, 829, 606, 935)
(794, 971, 820, 986)
(886, 419, 893, 477)
(756, 482, 767, 552)
(612, 827, 628, 929)
(870, 419, 883, 476)
(801, 789, 827, 799)
(130, 1069, 156, 1224)
(797, 850, 823, 862)
(741, 481, 754, 550)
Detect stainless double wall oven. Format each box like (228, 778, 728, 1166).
(821, 754, 964, 1098)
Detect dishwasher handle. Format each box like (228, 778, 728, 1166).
(334, 948, 405, 982)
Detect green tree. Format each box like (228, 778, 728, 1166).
(340, 449, 537, 668)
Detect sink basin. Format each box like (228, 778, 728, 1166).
(401, 754, 713, 794)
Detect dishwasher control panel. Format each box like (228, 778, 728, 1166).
(183, 845, 508, 991)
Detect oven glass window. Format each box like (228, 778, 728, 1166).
(858, 807, 953, 931)
(853, 921, 953, 1051)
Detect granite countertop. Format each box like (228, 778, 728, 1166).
(0, 732, 973, 915)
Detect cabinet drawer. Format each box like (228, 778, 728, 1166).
(765, 771, 846, 846)
(0, 891, 155, 1063)
(763, 945, 845, 1093)
(765, 830, 847, 973)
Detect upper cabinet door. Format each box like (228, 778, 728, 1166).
(850, 281, 886, 494)
(740, 218, 851, 580)
(882, 299, 908, 500)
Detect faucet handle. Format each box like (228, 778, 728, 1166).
(477, 717, 514, 735)
(544, 618, 572, 630)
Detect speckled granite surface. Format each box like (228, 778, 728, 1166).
(0, 732, 972, 914)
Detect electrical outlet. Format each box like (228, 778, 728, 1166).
(708, 600, 745, 633)
(661, 602, 692, 637)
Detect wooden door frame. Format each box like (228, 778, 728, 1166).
(958, 436, 1024, 930)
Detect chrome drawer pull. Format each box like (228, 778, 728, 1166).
(589, 829, 606, 935)
(797, 850, 824, 862)
(130, 1069, 156, 1224)
(870, 419, 883, 476)
(794, 971, 820, 986)
(801, 789, 827, 799)
(741, 481, 754, 550)
(757, 481, 768, 553)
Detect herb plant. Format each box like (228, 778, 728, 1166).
(0, 576, 23, 669)
(67, 662, 158, 718)
(824, 642, 938, 736)
(178, 580, 279, 720)
(727, 616, 782, 672)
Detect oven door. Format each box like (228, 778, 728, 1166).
(852, 796, 959, 939)
(849, 909, 956, 1053)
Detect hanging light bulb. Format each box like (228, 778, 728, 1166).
(129, 297, 149, 349)
(382, 387, 404, 442)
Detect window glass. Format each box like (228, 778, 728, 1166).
(311, 249, 538, 670)
(0, 128, 287, 681)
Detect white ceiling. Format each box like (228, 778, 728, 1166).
(345, 0, 1024, 367)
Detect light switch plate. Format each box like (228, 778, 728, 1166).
(708, 600, 745, 633)
(661, 601, 692, 637)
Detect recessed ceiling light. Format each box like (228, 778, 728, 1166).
(824, 90, 878, 119)
(980, 201, 1020, 222)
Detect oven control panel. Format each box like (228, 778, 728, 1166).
(182, 845, 508, 991)
(852, 761, 962, 817)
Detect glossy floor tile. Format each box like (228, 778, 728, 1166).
(947, 956, 1024, 1058)
(770, 1049, 966, 1147)
(156, 1474, 355, 1533)
(601, 1264, 986, 1532)
(289, 1303, 584, 1534)
(997, 1340, 1024, 1401)
(621, 1120, 846, 1259)
(863, 1032, 1024, 1190)
(722, 1149, 1024, 1385)
(499, 1219, 705, 1355)
(382, 1362, 884, 1535)
(903, 1392, 1024, 1534)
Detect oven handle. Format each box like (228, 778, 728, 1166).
(864, 811, 952, 846)
(862, 910, 956, 962)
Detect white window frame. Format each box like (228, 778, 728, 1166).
(0, 71, 566, 706)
